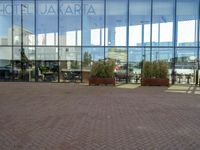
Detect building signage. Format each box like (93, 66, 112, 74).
(0, 4, 12, 15)
(0, 3, 97, 16)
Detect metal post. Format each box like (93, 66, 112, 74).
(81, 0, 83, 82)
(34, 0, 37, 82)
(20, 4, 27, 81)
(21, 4, 24, 80)
(21, 4, 23, 53)
(196, 0, 200, 85)
(21, 4, 27, 51)
(141, 23, 145, 76)
(58, 0, 60, 83)
(150, 0, 153, 62)
(11, 0, 14, 81)
(172, 0, 177, 85)
(126, 0, 130, 84)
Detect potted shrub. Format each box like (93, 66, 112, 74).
(89, 59, 115, 86)
(141, 60, 169, 86)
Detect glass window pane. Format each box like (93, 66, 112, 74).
(128, 48, 143, 83)
(129, 0, 151, 46)
(13, 46, 35, 61)
(59, 47, 81, 82)
(177, 0, 198, 46)
(36, 0, 58, 46)
(13, 46, 35, 81)
(106, 47, 127, 63)
(160, 22, 173, 45)
(0, 47, 12, 80)
(129, 25, 142, 46)
(175, 48, 197, 84)
(0, 1, 12, 46)
(91, 29, 101, 45)
(152, 48, 173, 82)
(152, 48, 173, 62)
(83, 0, 104, 46)
(59, 47, 81, 62)
(36, 60, 58, 82)
(82, 47, 104, 70)
(0, 47, 12, 63)
(59, 0, 81, 46)
(106, 47, 127, 83)
(13, 0, 35, 46)
(152, 0, 174, 46)
(36, 47, 58, 61)
(142, 47, 151, 61)
(36, 47, 58, 82)
(106, 0, 128, 46)
(82, 47, 104, 82)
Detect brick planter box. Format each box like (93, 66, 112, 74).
(141, 78, 169, 86)
(89, 77, 115, 86)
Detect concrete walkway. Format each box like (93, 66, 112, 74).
(0, 82, 200, 150)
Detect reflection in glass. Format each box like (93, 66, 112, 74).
(0, 47, 12, 80)
(129, 0, 151, 46)
(13, 0, 35, 46)
(106, 0, 128, 46)
(128, 48, 143, 83)
(175, 48, 197, 84)
(152, 48, 173, 81)
(82, 47, 104, 70)
(13, 47, 35, 81)
(82, 47, 104, 82)
(152, 0, 174, 46)
(106, 47, 127, 83)
(36, 0, 58, 46)
(59, 0, 81, 46)
(177, 0, 198, 46)
(59, 47, 81, 82)
(83, 0, 104, 46)
(152, 48, 173, 62)
(0, 1, 12, 46)
(36, 47, 58, 82)
(0, 0, 200, 85)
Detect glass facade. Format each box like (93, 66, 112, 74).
(0, 0, 199, 85)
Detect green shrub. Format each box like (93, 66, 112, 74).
(152, 61, 159, 78)
(158, 61, 169, 79)
(90, 59, 115, 78)
(143, 60, 168, 79)
(143, 61, 152, 78)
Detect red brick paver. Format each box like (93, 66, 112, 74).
(0, 82, 200, 150)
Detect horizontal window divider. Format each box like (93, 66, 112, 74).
(150, 46, 175, 48)
(175, 46, 199, 48)
(6, 46, 199, 49)
(58, 46, 82, 48)
(129, 46, 174, 48)
(12, 46, 36, 47)
(81, 46, 105, 47)
(105, 46, 129, 48)
(0, 45, 13, 47)
(82, 46, 105, 48)
(58, 45, 82, 47)
(34, 46, 59, 48)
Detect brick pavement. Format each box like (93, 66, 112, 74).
(0, 82, 200, 150)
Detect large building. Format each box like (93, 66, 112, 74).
(0, 0, 199, 84)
